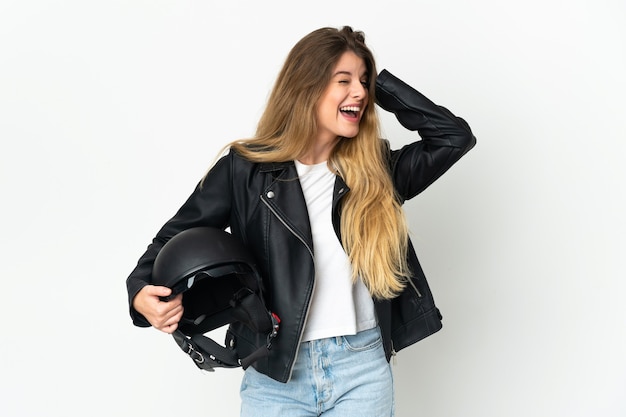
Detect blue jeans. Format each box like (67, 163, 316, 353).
(240, 326, 394, 416)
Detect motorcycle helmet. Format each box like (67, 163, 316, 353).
(152, 227, 279, 372)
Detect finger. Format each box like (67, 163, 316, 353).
(155, 322, 175, 333)
(165, 293, 183, 307)
(154, 303, 183, 329)
(147, 285, 173, 298)
(158, 315, 181, 334)
(162, 322, 179, 334)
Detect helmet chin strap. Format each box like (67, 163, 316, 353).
(172, 330, 241, 371)
(171, 289, 280, 372)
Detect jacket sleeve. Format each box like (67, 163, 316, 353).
(375, 69, 476, 202)
(125, 152, 234, 326)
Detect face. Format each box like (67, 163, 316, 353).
(315, 51, 369, 146)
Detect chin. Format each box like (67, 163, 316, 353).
(340, 129, 360, 139)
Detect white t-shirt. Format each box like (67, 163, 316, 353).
(294, 160, 377, 342)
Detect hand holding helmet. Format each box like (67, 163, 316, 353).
(132, 285, 183, 333)
(150, 227, 280, 372)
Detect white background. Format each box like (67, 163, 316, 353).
(1, 1, 625, 416)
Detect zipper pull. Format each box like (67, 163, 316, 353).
(391, 343, 397, 366)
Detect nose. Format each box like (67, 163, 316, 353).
(351, 80, 367, 99)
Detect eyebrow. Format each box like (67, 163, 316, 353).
(332, 70, 369, 78)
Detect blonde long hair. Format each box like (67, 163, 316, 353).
(227, 26, 409, 299)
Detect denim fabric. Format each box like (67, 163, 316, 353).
(240, 326, 394, 416)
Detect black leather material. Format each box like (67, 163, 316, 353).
(126, 69, 476, 382)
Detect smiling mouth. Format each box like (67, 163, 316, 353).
(340, 106, 361, 118)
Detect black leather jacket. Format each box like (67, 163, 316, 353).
(126, 69, 476, 383)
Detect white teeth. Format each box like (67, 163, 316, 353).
(340, 106, 360, 112)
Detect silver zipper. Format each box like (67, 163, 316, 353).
(261, 194, 316, 381)
(391, 341, 397, 365)
(261, 195, 314, 258)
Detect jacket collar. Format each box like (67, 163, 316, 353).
(258, 161, 293, 173)
(258, 160, 350, 196)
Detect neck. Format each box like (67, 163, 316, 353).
(298, 155, 327, 165)
(299, 137, 339, 165)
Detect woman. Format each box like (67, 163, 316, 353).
(127, 26, 476, 416)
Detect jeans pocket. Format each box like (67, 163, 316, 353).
(342, 327, 382, 352)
